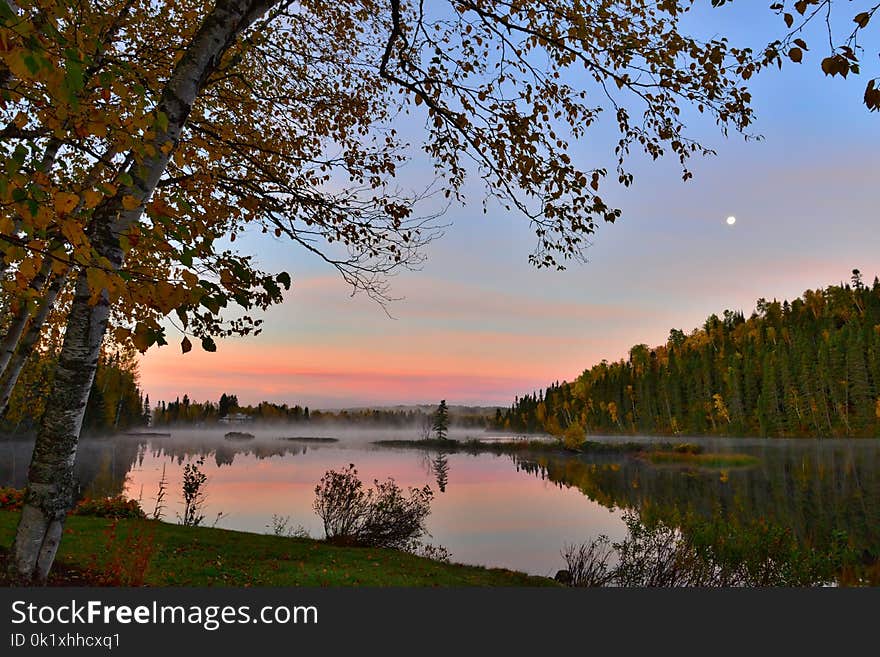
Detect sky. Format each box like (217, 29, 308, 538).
(139, 3, 880, 410)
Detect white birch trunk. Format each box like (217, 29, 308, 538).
(0, 271, 68, 416)
(0, 262, 49, 378)
(10, 0, 278, 583)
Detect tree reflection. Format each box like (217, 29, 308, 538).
(430, 453, 450, 493)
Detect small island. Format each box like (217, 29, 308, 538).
(224, 431, 255, 440)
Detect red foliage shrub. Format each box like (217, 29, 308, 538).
(0, 487, 25, 511)
(86, 519, 156, 586)
(73, 496, 146, 519)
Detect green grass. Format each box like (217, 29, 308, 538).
(645, 451, 759, 468)
(0, 511, 555, 587)
(372, 437, 704, 456)
(372, 438, 561, 453)
(371, 438, 760, 473)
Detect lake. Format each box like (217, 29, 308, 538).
(2, 427, 879, 579)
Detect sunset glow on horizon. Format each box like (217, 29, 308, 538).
(137, 7, 880, 411)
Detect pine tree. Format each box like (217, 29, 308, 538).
(503, 275, 880, 439)
(433, 400, 450, 441)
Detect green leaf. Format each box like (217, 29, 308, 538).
(276, 271, 292, 290)
(23, 54, 39, 75)
(65, 59, 84, 95)
(201, 336, 217, 352)
(12, 144, 27, 166)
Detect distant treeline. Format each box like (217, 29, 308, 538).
(3, 349, 149, 435)
(497, 271, 880, 439)
(153, 394, 490, 428)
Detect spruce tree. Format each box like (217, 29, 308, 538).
(433, 400, 449, 441)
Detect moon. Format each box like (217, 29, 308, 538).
(726, 215, 736, 226)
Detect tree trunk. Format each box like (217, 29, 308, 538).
(9, 0, 277, 584)
(0, 271, 68, 416)
(0, 262, 49, 378)
(10, 271, 108, 581)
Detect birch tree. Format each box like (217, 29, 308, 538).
(1, 0, 875, 582)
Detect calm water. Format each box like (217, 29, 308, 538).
(2, 428, 879, 577)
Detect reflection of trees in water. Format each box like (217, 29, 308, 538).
(430, 453, 449, 493)
(141, 437, 309, 468)
(510, 443, 880, 573)
(0, 435, 313, 502)
(0, 436, 143, 500)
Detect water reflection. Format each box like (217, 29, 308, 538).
(1, 432, 879, 580)
(430, 453, 450, 493)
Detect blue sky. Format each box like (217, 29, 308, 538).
(140, 3, 880, 409)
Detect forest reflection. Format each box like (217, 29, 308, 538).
(512, 443, 880, 585)
(1, 433, 878, 582)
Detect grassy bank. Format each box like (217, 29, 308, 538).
(373, 438, 760, 472)
(0, 511, 554, 587)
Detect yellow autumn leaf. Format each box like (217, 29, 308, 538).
(83, 189, 103, 209)
(86, 120, 108, 138)
(181, 270, 199, 287)
(50, 256, 68, 276)
(219, 269, 235, 289)
(131, 327, 151, 353)
(33, 205, 52, 230)
(122, 195, 141, 211)
(113, 327, 131, 344)
(153, 281, 180, 314)
(54, 192, 79, 215)
(86, 267, 109, 299)
(60, 219, 87, 248)
(6, 51, 36, 80)
(18, 258, 37, 281)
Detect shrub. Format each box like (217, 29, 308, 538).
(0, 487, 25, 511)
(1, 488, 146, 519)
(73, 495, 147, 519)
(179, 456, 208, 527)
(561, 536, 616, 587)
(562, 422, 586, 449)
(561, 511, 856, 587)
(267, 514, 310, 538)
(87, 519, 156, 586)
(408, 542, 451, 563)
(313, 464, 433, 549)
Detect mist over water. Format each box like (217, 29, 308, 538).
(2, 425, 880, 577)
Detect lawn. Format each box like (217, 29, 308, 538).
(0, 510, 555, 587)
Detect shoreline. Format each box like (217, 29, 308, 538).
(0, 510, 555, 587)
